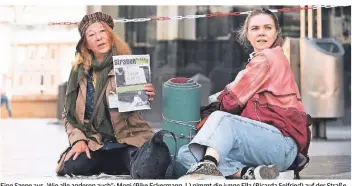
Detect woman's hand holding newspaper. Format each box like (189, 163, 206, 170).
(144, 84, 155, 101)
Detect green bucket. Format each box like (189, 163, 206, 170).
(162, 77, 201, 157)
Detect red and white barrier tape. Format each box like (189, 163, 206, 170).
(110, 5, 347, 23)
(1, 5, 350, 26)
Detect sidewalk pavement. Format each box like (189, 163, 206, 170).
(299, 123, 351, 179)
(0, 118, 350, 180)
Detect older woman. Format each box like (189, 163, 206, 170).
(177, 8, 310, 180)
(55, 12, 155, 176)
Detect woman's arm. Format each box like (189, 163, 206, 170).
(62, 106, 88, 146)
(217, 53, 271, 114)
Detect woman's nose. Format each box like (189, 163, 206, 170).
(258, 28, 265, 35)
(96, 33, 102, 41)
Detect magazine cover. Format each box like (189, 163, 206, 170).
(112, 54, 151, 112)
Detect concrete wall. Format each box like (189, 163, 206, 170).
(1, 96, 57, 118)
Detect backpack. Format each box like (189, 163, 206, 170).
(130, 130, 177, 179)
(287, 114, 313, 179)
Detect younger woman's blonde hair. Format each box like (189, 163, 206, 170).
(72, 22, 131, 71)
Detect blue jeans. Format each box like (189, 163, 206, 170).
(1, 95, 12, 117)
(177, 110, 298, 177)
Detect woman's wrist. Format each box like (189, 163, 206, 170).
(71, 139, 88, 147)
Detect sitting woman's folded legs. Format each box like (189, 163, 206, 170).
(63, 150, 100, 176)
(178, 110, 298, 179)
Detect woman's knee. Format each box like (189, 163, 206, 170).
(199, 111, 237, 133)
(63, 153, 97, 175)
(208, 110, 231, 120)
(202, 111, 232, 127)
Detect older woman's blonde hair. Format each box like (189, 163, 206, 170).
(72, 22, 131, 71)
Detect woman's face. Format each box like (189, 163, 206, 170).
(85, 22, 112, 57)
(247, 14, 278, 52)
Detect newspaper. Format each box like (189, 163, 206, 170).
(112, 55, 151, 112)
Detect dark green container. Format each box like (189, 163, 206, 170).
(162, 77, 201, 157)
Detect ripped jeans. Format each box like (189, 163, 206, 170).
(177, 111, 298, 177)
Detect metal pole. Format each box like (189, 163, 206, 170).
(308, 5, 313, 38)
(300, 5, 306, 75)
(300, 5, 306, 38)
(317, 7, 322, 38)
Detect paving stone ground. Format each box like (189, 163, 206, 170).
(0, 119, 350, 180)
